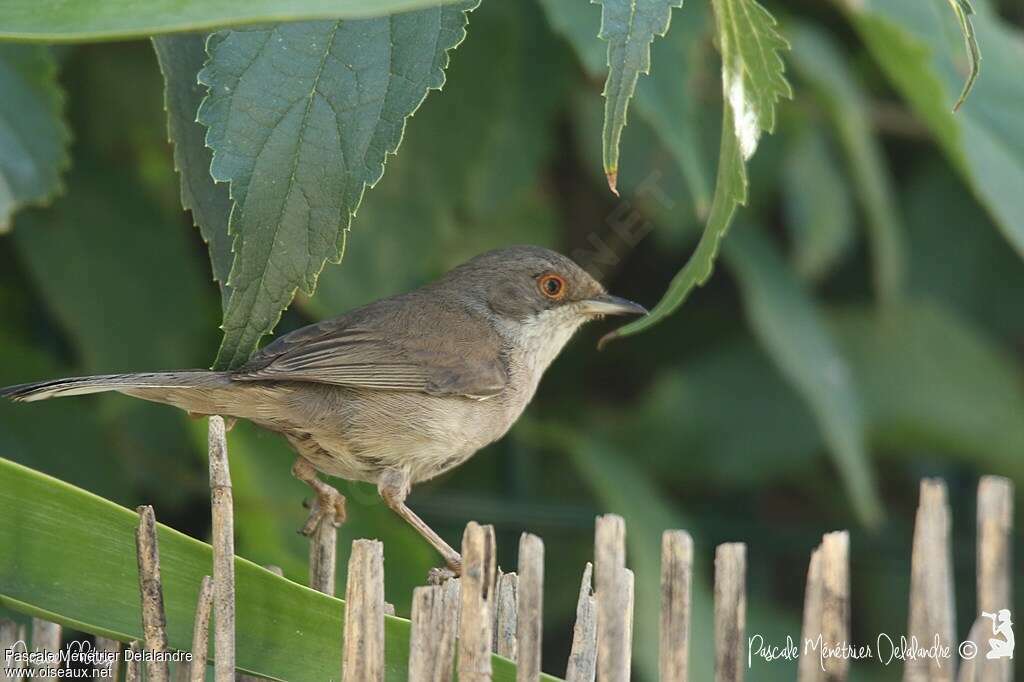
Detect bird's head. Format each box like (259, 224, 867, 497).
(439, 245, 646, 352)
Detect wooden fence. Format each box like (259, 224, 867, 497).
(1, 416, 1016, 682)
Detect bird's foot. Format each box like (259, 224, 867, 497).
(298, 483, 347, 536)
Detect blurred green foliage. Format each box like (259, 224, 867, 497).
(0, 0, 1023, 680)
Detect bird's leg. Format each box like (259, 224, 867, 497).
(291, 456, 347, 536)
(378, 469, 463, 575)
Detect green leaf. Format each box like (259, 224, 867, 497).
(838, 0, 1024, 257)
(304, 0, 565, 317)
(593, 0, 682, 194)
(0, 45, 69, 232)
(829, 302, 1024, 482)
(945, 0, 981, 111)
(0, 329, 132, 503)
(540, 0, 712, 214)
(904, 163, 1024, 340)
(0, 0, 475, 43)
(600, 0, 791, 345)
(12, 165, 213, 374)
(152, 35, 233, 310)
(12, 162, 218, 507)
(198, 4, 477, 369)
(723, 227, 883, 527)
(0, 457, 556, 682)
(781, 126, 854, 282)
(786, 23, 906, 302)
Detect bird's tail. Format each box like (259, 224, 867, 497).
(0, 371, 231, 403)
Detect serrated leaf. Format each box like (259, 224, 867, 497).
(724, 227, 883, 527)
(0, 0, 474, 43)
(305, 0, 565, 317)
(540, 0, 712, 214)
(600, 0, 791, 345)
(0, 45, 69, 232)
(782, 126, 854, 281)
(787, 23, 906, 303)
(838, 0, 1024, 258)
(152, 35, 233, 310)
(198, 4, 477, 370)
(593, 0, 682, 194)
(714, 0, 791, 158)
(946, 0, 980, 111)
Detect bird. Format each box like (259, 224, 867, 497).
(1, 245, 646, 573)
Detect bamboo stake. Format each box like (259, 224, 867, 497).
(660, 530, 693, 682)
(971, 476, 1013, 682)
(208, 416, 235, 682)
(125, 641, 142, 682)
(459, 522, 497, 682)
(342, 539, 385, 682)
(595, 514, 628, 682)
(904, 479, 955, 682)
(1, 620, 23, 676)
(799, 545, 824, 682)
(494, 570, 518, 659)
(30, 620, 60, 680)
(517, 533, 544, 682)
(309, 497, 339, 596)
(409, 580, 461, 682)
(566, 563, 597, 682)
(714, 543, 746, 682)
(188, 575, 214, 682)
(798, 532, 850, 682)
(93, 637, 121, 679)
(136, 504, 170, 682)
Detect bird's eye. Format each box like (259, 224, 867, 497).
(538, 274, 566, 300)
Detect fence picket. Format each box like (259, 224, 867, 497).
(798, 531, 850, 682)
(595, 515, 629, 682)
(409, 581, 461, 682)
(29, 620, 60, 680)
(660, 530, 693, 682)
(566, 563, 597, 682)
(714, 543, 746, 682)
(135, 504, 170, 682)
(494, 570, 519, 659)
(342, 539, 385, 682)
(905, 480, 955, 682)
(960, 477, 1014, 682)
(459, 522, 497, 682)
(517, 533, 544, 682)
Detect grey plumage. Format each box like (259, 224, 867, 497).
(1, 245, 645, 570)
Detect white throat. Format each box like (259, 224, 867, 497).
(497, 305, 587, 396)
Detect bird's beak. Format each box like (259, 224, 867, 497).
(578, 294, 648, 317)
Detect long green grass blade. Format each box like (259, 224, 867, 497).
(0, 457, 556, 681)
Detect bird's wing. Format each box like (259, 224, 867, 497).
(233, 295, 508, 399)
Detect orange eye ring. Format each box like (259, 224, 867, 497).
(538, 273, 566, 300)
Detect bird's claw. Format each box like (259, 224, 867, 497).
(298, 486, 347, 536)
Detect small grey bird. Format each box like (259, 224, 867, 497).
(1, 245, 645, 572)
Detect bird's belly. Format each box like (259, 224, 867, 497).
(283, 385, 521, 485)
